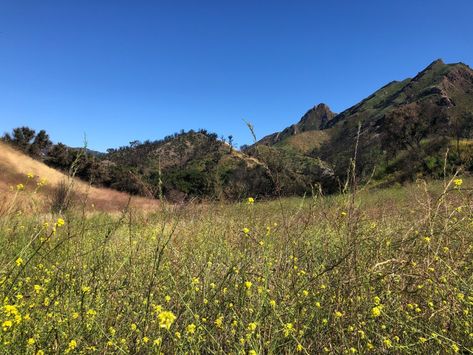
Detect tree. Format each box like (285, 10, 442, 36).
(5, 126, 36, 151)
(30, 130, 52, 156)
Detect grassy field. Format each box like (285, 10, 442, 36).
(0, 174, 472, 354)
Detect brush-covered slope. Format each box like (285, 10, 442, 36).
(252, 59, 473, 184)
(320, 59, 473, 180)
(105, 130, 275, 200)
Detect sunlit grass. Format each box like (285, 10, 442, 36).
(0, 174, 472, 353)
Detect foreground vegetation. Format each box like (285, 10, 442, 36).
(0, 174, 472, 354)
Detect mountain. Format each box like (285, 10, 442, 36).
(250, 59, 473, 184)
(257, 103, 335, 146)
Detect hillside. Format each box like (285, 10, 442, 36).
(256, 103, 335, 149)
(250, 59, 473, 184)
(104, 130, 275, 200)
(0, 142, 158, 212)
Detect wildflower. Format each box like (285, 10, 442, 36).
(423, 236, 431, 243)
(451, 343, 460, 353)
(37, 351, 45, 355)
(186, 323, 196, 334)
(419, 337, 428, 343)
(335, 311, 343, 318)
(86, 309, 97, 317)
(16, 183, 25, 191)
(131, 323, 137, 331)
(37, 178, 47, 187)
(249, 350, 257, 355)
(56, 218, 65, 227)
(158, 311, 176, 330)
(453, 178, 463, 187)
(2, 320, 13, 331)
(165, 295, 171, 302)
(153, 338, 162, 346)
(15, 257, 24, 267)
(27, 172, 34, 179)
(68, 339, 77, 351)
(27, 338, 36, 346)
(242, 227, 250, 234)
(81, 286, 91, 293)
(142, 336, 149, 343)
(383, 338, 392, 348)
(296, 344, 303, 352)
(247, 197, 255, 204)
(34, 284, 43, 294)
(244, 281, 252, 289)
(214, 316, 224, 328)
(371, 305, 382, 318)
(247, 322, 257, 332)
(284, 323, 294, 337)
(269, 299, 276, 308)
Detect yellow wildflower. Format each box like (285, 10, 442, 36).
(67, 339, 77, 351)
(186, 323, 196, 334)
(453, 178, 463, 187)
(158, 311, 176, 330)
(371, 305, 382, 317)
(2, 320, 13, 331)
(247, 322, 257, 331)
(214, 316, 224, 328)
(284, 323, 294, 337)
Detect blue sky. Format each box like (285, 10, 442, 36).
(1, 0, 472, 151)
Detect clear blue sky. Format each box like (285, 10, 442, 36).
(1, 0, 472, 151)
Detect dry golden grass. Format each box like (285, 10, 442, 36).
(0, 142, 159, 212)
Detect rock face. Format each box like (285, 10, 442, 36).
(256, 103, 335, 146)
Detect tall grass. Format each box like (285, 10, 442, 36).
(0, 175, 472, 354)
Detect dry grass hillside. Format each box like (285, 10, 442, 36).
(0, 142, 158, 212)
